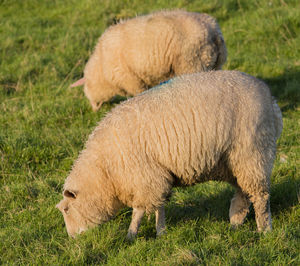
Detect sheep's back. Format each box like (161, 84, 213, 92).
(94, 72, 273, 186)
(101, 11, 223, 87)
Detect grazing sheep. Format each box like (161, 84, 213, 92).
(70, 10, 227, 111)
(57, 71, 282, 239)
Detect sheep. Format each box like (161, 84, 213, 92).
(70, 10, 227, 111)
(57, 70, 282, 239)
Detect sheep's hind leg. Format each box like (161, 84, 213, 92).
(232, 174, 272, 232)
(250, 192, 272, 232)
(229, 142, 274, 232)
(231, 180, 272, 232)
(229, 188, 251, 228)
(155, 205, 166, 237)
(127, 208, 145, 240)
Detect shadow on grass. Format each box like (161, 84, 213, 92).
(258, 69, 300, 111)
(107, 176, 299, 242)
(109, 95, 128, 105)
(166, 185, 233, 225)
(270, 176, 300, 213)
(98, 95, 128, 110)
(162, 175, 299, 229)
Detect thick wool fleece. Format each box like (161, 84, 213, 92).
(58, 71, 282, 238)
(71, 10, 227, 111)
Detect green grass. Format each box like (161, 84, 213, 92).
(1, 0, 299, 264)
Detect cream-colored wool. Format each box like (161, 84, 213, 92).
(71, 10, 227, 111)
(57, 71, 282, 238)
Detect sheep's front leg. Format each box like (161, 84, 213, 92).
(91, 101, 103, 112)
(155, 205, 166, 237)
(127, 208, 145, 240)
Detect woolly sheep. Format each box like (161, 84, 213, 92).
(57, 71, 282, 239)
(70, 10, 227, 111)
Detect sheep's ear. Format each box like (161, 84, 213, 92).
(64, 189, 77, 199)
(70, 78, 85, 88)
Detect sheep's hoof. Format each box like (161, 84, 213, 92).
(126, 231, 137, 242)
(257, 226, 272, 234)
(156, 228, 167, 238)
(230, 223, 242, 230)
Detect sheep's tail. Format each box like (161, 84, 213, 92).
(70, 77, 85, 88)
(272, 97, 283, 140)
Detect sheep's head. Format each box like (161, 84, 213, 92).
(56, 189, 99, 238)
(83, 82, 103, 112)
(70, 77, 103, 112)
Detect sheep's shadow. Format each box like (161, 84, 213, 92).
(132, 175, 299, 239)
(166, 183, 234, 225)
(258, 69, 300, 111)
(164, 176, 299, 227)
(109, 95, 128, 105)
(270, 176, 300, 214)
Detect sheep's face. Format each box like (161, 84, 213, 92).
(56, 189, 97, 238)
(84, 84, 103, 112)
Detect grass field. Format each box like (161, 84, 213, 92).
(0, 0, 299, 264)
